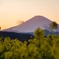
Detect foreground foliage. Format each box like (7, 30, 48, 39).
(0, 28, 59, 59)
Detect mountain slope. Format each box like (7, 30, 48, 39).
(3, 16, 59, 33)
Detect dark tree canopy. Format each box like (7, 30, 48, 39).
(34, 28, 45, 39)
(50, 21, 58, 33)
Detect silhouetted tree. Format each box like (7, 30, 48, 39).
(17, 21, 24, 25)
(0, 27, 1, 30)
(50, 21, 58, 34)
(34, 28, 44, 40)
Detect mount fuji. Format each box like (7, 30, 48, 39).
(3, 16, 59, 33)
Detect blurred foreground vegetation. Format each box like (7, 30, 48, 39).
(0, 28, 59, 59)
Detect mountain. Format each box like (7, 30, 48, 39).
(3, 16, 59, 33)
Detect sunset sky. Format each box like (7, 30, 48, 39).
(0, 0, 59, 29)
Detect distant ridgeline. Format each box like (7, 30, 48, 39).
(0, 30, 59, 41)
(0, 31, 34, 42)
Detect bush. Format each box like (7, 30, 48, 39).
(0, 29, 59, 59)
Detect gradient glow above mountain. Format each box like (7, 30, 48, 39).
(3, 16, 59, 33)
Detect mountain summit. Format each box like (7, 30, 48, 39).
(3, 16, 59, 33)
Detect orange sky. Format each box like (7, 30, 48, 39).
(0, 0, 59, 29)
